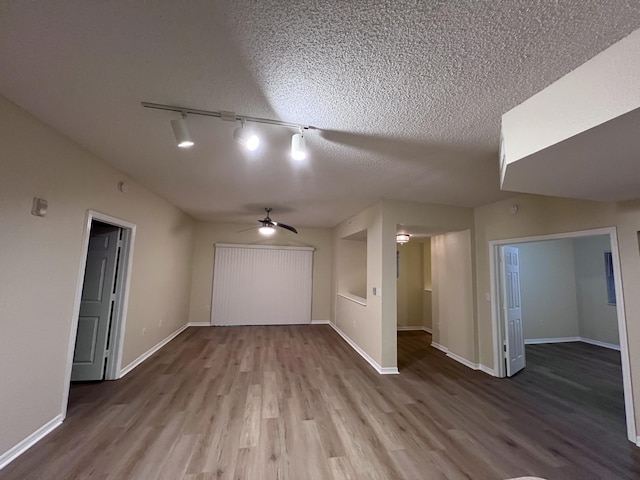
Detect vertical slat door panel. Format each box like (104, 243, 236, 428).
(211, 245, 313, 325)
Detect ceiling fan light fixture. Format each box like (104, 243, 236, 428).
(170, 114, 194, 148)
(291, 130, 306, 160)
(259, 224, 276, 236)
(233, 121, 260, 151)
(396, 233, 410, 244)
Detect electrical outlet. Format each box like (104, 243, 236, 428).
(142, 327, 146, 335)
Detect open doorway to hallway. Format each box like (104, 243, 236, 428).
(396, 235, 432, 336)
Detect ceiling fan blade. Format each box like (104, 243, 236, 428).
(273, 222, 298, 234)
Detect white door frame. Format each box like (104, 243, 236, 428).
(489, 227, 636, 443)
(62, 211, 136, 412)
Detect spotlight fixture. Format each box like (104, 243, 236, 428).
(259, 224, 276, 236)
(170, 113, 194, 148)
(142, 102, 310, 157)
(396, 233, 410, 244)
(291, 128, 306, 160)
(233, 120, 260, 151)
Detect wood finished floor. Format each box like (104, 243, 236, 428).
(2, 327, 640, 480)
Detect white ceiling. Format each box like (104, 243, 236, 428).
(1, 1, 640, 229)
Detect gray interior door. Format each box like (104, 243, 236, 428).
(71, 226, 120, 381)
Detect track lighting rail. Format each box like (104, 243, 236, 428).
(141, 102, 310, 130)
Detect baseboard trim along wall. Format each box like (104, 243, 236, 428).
(329, 322, 399, 375)
(431, 342, 448, 353)
(525, 337, 621, 351)
(187, 322, 210, 327)
(119, 323, 189, 378)
(311, 319, 331, 325)
(397, 326, 432, 334)
(431, 343, 496, 377)
(0, 414, 64, 470)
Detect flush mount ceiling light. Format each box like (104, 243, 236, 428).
(259, 224, 276, 236)
(233, 120, 260, 151)
(170, 113, 194, 148)
(291, 127, 306, 160)
(142, 102, 309, 156)
(396, 233, 410, 244)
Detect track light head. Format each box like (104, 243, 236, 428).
(233, 121, 260, 151)
(291, 130, 306, 160)
(170, 114, 194, 148)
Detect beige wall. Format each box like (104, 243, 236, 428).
(188, 222, 333, 325)
(0, 97, 195, 458)
(337, 236, 367, 299)
(381, 200, 475, 368)
(332, 200, 475, 371)
(422, 241, 432, 330)
(396, 241, 424, 327)
(431, 231, 475, 361)
(517, 239, 580, 339)
(573, 235, 620, 345)
(474, 193, 640, 436)
(333, 203, 384, 366)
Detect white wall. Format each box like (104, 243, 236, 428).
(509, 235, 619, 346)
(431, 230, 475, 361)
(188, 222, 333, 325)
(517, 240, 580, 339)
(0, 96, 195, 460)
(573, 235, 619, 345)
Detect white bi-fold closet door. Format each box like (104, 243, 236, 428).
(211, 244, 314, 325)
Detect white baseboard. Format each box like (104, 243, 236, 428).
(580, 337, 621, 351)
(637, 435, 640, 447)
(431, 342, 496, 376)
(430, 342, 448, 353)
(329, 323, 399, 375)
(479, 365, 497, 376)
(0, 414, 63, 470)
(525, 337, 580, 344)
(525, 336, 620, 351)
(188, 322, 210, 327)
(311, 319, 330, 325)
(119, 323, 189, 378)
(397, 326, 432, 334)
(446, 350, 479, 371)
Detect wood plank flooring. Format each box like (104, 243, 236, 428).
(2, 327, 640, 479)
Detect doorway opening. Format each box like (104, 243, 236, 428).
(489, 227, 636, 443)
(63, 211, 135, 410)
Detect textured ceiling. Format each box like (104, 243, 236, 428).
(1, 1, 639, 228)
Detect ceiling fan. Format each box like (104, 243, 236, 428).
(257, 208, 298, 235)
